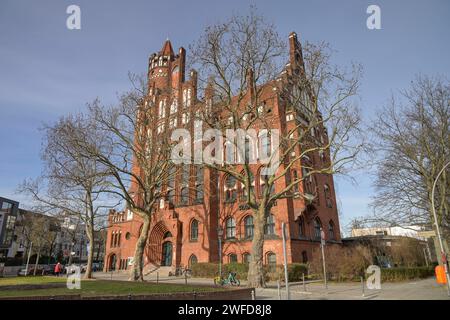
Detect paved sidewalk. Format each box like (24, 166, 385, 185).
(92, 272, 450, 300)
(257, 277, 450, 300)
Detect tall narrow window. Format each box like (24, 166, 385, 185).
(226, 217, 236, 239)
(224, 175, 237, 202)
(190, 219, 199, 241)
(264, 214, 275, 235)
(324, 184, 332, 208)
(267, 252, 276, 272)
(328, 220, 335, 240)
(313, 218, 322, 240)
(195, 166, 204, 202)
(259, 131, 271, 159)
(244, 215, 254, 239)
(180, 187, 189, 205)
(298, 216, 305, 237)
(241, 171, 255, 200)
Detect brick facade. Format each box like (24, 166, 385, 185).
(104, 32, 342, 273)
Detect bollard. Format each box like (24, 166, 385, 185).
(302, 273, 306, 292)
(128, 294, 132, 300)
(361, 276, 365, 297)
(277, 280, 281, 300)
(193, 291, 197, 300)
(185, 272, 188, 285)
(251, 289, 256, 300)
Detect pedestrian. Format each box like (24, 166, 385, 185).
(54, 262, 62, 277)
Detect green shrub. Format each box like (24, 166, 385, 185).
(191, 262, 308, 282)
(381, 266, 435, 282)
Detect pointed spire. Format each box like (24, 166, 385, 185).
(161, 39, 174, 56)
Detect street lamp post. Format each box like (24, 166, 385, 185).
(320, 227, 328, 290)
(431, 161, 450, 295)
(217, 226, 223, 278)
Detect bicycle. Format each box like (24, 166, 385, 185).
(171, 266, 192, 277)
(214, 271, 240, 286)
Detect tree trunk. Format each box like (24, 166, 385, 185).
(33, 249, 41, 276)
(84, 224, 95, 279)
(130, 215, 151, 281)
(247, 206, 266, 288)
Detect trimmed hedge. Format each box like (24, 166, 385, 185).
(191, 263, 434, 283)
(381, 266, 435, 282)
(191, 262, 308, 281)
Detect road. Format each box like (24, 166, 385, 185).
(92, 271, 449, 300)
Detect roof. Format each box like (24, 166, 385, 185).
(160, 39, 174, 56)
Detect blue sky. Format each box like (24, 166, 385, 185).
(1, 0, 449, 234)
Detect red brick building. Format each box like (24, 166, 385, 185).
(104, 32, 342, 273)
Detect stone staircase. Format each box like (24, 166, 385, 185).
(143, 263, 173, 277)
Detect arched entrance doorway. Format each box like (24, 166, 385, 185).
(146, 222, 175, 266)
(161, 241, 173, 266)
(108, 254, 116, 271)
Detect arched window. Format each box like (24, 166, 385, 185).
(264, 214, 275, 235)
(324, 184, 332, 207)
(240, 171, 255, 200)
(188, 254, 198, 268)
(224, 175, 237, 202)
(259, 171, 275, 197)
(225, 217, 236, 239)
(180, 187, 189, 205)
(190, 219, 199, 241)
(117, 231, 122, 247)
(225, 142, 235, 164)
(228, 253, 238, 263)
(182, 165, 190, 185)
(167, 189, 175, 205)
(266, 252, 276, 272)
(170, 100, 177, 114)
(259, 130, 271, 159)
(243, 253, 251, 264)
(244, 215, 254, 239)
(313, 217, 322, 240)
(159, 99, 166, 118)
(298, 216, 305, 237)
(195, 166, 204, 203)
(125, 232, 131, 240)
(328, 220, 335, 240)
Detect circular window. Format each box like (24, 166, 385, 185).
(125, 232, 131, 240)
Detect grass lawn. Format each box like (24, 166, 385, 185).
(0, 276, 223, 298)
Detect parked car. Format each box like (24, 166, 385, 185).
(17, 265, 48, 276)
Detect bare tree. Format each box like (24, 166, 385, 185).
(20, 212, 58, 275)
(189, 9, 363, 287)
(77, 74, 176, 281)
(19, 113, 113, 279)
(370, 75, 450, 253)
